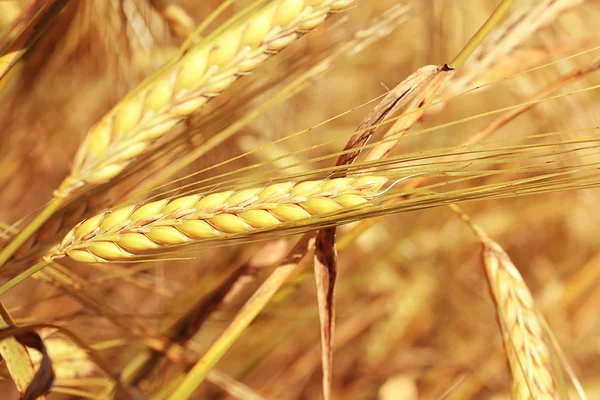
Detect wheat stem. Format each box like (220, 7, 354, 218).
(0, 197, 63, 268)
(167, 234, 314, 400)
(450, 0, 516, 69)
(0, 258, 52, 296)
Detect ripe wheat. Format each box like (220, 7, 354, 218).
(481, 237, 555, 400)
(52, 176, 387, 263)
(58, 0, 354, 196)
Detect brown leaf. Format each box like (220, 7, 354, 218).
(0, 329, 55, 400)
(313, 229, 338, 400)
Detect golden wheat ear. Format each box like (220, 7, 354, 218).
(52, 176, 387, 263)
(62, 0, 354, 195)
(481, 237, 556, 400)
(450, 204, 557, 399)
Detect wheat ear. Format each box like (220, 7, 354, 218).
(481, 237, 555, 400)
(52, 176, 387, 263)
(59, 0, 353, 195)
(449, 204, 556, 399)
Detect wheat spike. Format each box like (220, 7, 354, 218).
(52, 176, 387, 263)
(58, 0, 353, 196)
(481, 237, 555, 400)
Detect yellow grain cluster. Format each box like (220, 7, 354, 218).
(481, 238, 555, 400)
(54, 176, 387, 263)
(59, 0, 354, 196)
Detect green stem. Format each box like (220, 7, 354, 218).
(0, 196, 63, 268)
(450, 0, 516, 69)
(167, 262, 299, 400)
(0, 258, 52, 297)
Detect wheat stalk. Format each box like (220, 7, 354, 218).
(51, 176, 387, 263)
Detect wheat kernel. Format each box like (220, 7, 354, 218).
(67, 249, 104, 263)
(74, 214, 104, 239)
(89, 242, 130, 259)
(242, 12, 274, 47)
(237, 54, 270, 72)
(238, 210, 281, 228)
(226, 188, 261, 206)
(176, 48, 210, 91)
(145, 77, 174, 111)
(208, 30, 243, 67)
(99, 206, 136, 231)
(196, 192, 234, 209)
(299, 15, 328, 31)
(163, 196, 199, 215)
(209, 215, 252, 233)
(258, 182, 295, 200)
(291, 180, 322, 197)
(270, 204, 311, 221)
(171, 97, 208, 116)
(275, 0, 305, 26)
(130, 200, 169, 221)
(86, 123, 112, 159)
(114, 99, 144, 135)
(118, 233, 160, 252)
(334, 194, 368, 207)
(321, 178, 355, 191)
(136, 120, 179, 141)
(266, 34, 298, 51)
(86, 164, 127, 184)
(201, 75, 238, 93)
(301, 197, 342, 214)
(177, 220, 221, 239)
(146, 227, 190, 245)
(115, 142, 147, 162)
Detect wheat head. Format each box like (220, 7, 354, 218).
(52, 176, 387, 263)
(481, 237, 555, 400)
(58, 0, 353, 196)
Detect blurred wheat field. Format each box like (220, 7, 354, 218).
(1, 0, 600, 399)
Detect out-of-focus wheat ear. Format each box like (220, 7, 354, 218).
(480, 235, 556, 400)
(149, 0, 196, 40)
(447, 0, 583, 95)
(0, 0, 72, 81)
(448, 204, 556, 399)
(62, 0, 355, 196)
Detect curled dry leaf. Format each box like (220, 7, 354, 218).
(0, 328, 55, 400)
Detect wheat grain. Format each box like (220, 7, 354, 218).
(58, 0, 354, 196)
(481, 236, 555, 400)
(52, 176, 387, 263)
